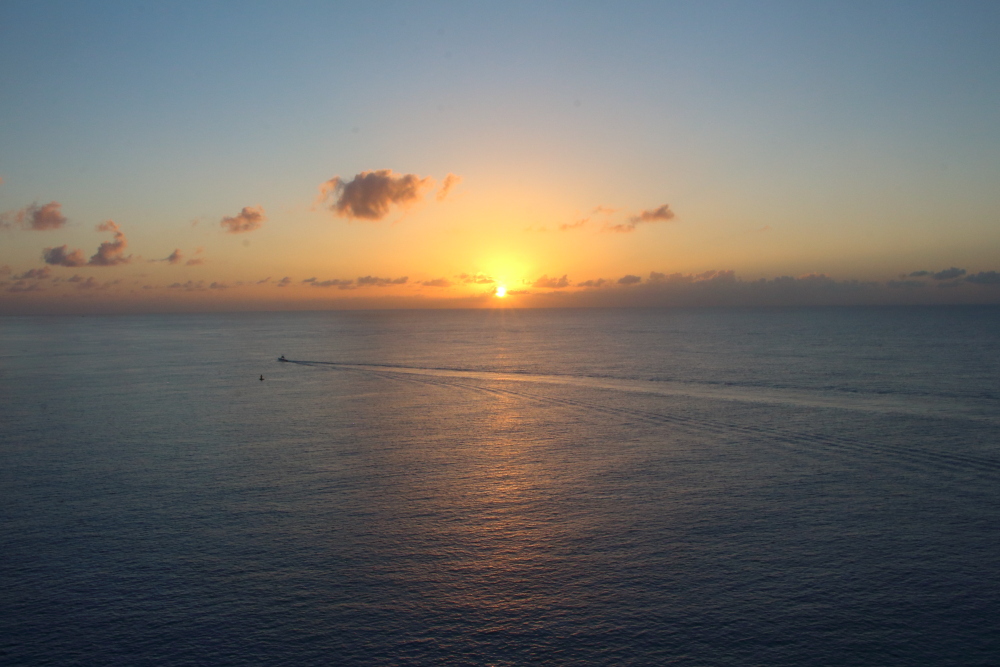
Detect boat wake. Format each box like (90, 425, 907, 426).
(276, 358, 1000, 481)
(278, 358, 998, 424)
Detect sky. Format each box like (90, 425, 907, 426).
(2, 0, 999, 313)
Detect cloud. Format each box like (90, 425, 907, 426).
(6, 266, 53, 292)
(908, 270, 931, 277)
(147, 249, 192, 264)
(532, 274, 570, 288)
(606, 204, 675, 233)
(1, 201, 68, 230)
(457, 272, 495, 284)
(220, 206, 265, 233)
(7, 281, 43, 293)
(932, 267, 966, 280)
(577, 278, 607, 288)
(310, 278, 354, 289)
(209, 282, 229, 290)
(559, 219, 587, 231)
(560, 205, 616, 232)
(618, 274, 642, 285)
(73, 277, 117, 290)
(42, 245, 87, 267)
(634, 204, 675, 223)
(421, 278, 452, 287)
(436, 173, 462, 201)
(88, 221, 131, 266)
(276, 277, 292, 287)
(15, 266, 53, 280)
(356, 275, 408, 287)
(319, 170, 434, 220)
(168, 280, 206, 291)
(966, 271, 1000, 285)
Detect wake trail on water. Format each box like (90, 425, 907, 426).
(280, 359, 998, 423)
(281, 359, 1000, 480)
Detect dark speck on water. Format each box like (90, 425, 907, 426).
(1, 306, 998, 666)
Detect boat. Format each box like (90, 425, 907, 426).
(278, 355, 288, 362)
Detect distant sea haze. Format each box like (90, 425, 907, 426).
(2, 306, 998, 666)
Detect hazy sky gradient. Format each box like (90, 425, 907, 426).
(2, 1, 999, 312)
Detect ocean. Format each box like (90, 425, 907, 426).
(1, 306, 998, 666)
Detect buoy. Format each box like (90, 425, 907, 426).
(260, 375, 264, 381)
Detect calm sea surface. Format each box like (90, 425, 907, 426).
(2, 307, 998, 666)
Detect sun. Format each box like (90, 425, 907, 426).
(494, 285, 507, 298)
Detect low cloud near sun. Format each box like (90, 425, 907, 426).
(318, 169, 440, 220)
(220, 206, 265, 234)
(42, 221, 131, 267)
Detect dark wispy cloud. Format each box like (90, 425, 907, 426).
(932, 267, 966, 280)
(186, 248, 205, 266)
(421, 278, 452, 287)
(150, 248, 195, 265)
(648, 270, 731, 284)
(276, 277, 292, 287)
(319, 170, 434, 220)
(908, 270, 931, 277)
(42, 245, 87, 267)
(559, 219, 587, 231)
(220, 206, 265, 233)
(1, 201, 68, 230)
(500, 267, 1000, 308)
(966, 271, 1000, 285)
(357, 275, 408, 287)
(310, 278, 354, 289)
(14, 267, 53, 280)
(533, 274, 570, 288)
(457, 272, 495, 284)
(606, 204, 675, 233)
(168, 280, 206, 291)
(70, 276, 118, 290)
(7, 281, 43, 293)
(559, 205, 616, 232)
(436, 173, 462, 201)
(6, 266, 53, 293)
